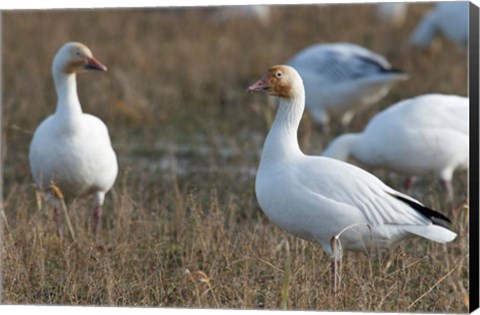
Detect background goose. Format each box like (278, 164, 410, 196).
(248, 65, 456, 292)
(212, 5, 271, 26)
(287, 43, 408, 130)
(376, 2, 408, 27)
(410, 2, 468, 49)
(29, 42, 118, 237)
(322, 94, 468, 203)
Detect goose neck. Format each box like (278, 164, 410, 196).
(323, 133, 362, 161)
(53, 70, 82, 119)
(261, 95, 305, 163)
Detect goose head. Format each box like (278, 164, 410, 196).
(52, 42, 107, 75)
(248, 65, 304, 100)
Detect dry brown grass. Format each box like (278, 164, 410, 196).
(1, 3, 469, 311)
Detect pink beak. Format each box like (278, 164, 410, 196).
(85, 56, 107, 71)
(247, 75, 270, 93)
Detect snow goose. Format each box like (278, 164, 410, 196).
(213, 5, 271, 26)
(323, 94, 468, 203)
(410, 2, 468, 49)
(287, 43, 408, 130)
(248, 65, 456, 292)
(376, 3, 408, 27)
(29, 42, 118, 237)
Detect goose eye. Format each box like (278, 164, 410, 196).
(75, 51, 82, 56)
(276, 71, 283, 78)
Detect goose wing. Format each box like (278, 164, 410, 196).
(289, 43, 402, 83)
(299, 156, 453, 232)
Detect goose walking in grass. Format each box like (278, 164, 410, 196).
(323, 94, 469, 203)
(287, 43, 408, 131)
(410, 2, 468, 49)
(29, 42, 118, 238)
(247, 65, 456, 293)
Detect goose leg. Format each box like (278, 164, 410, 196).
(403, 176, 415, 194)
(340, 110, 355, 130)
(442, 180, 455, 213)
(47, 186, 65, 239)
(93, 192, 106, 238)
(330, 257, 341, 297)
(93, 205, 103, 237)
(443, 180, 453, 203)
(310, 108, 331, 137)
(330, 258, 336, 295)
(53, 202, 63, 239)
(316, 122, 331, 138)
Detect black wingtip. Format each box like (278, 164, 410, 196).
(393, 194, 452, 229)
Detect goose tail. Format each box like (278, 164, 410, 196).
(404, 225, 457, 243)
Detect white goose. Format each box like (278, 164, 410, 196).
(213, 5, 271, 26)
(323, 94, 469, 202)
(29, 42, 118, 237)
(410, 2, 468, 49)
(287, 43, 408, 129)
(248, 65, 456, 291)
(376, 3, 408, 27)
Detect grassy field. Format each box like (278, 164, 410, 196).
(1, 3, 469, 311)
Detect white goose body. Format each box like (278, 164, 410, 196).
(410, 2, 468, 48)
(287, 43, 408, 127)
(29, 42, 117, 235)
(256, 155, 454, 256)
(323, 94, 468, 199)
(30, 111, 117, 200)
(249, 66, 456, 259)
